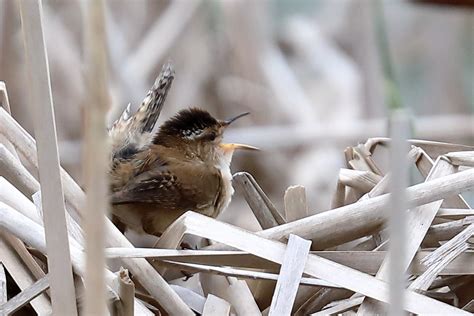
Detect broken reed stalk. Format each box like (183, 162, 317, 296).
(116, 268, 135, 316)
(268, 235, 311, 316)
(284, 185, 308, 221)
(82, 0, 109, 314)
(338, 169, 382, 193)
(17, 0, 77, 314)
(414, 149, 469, 209)
(233, 172, 286, 228)
(409, 223, 474, 291)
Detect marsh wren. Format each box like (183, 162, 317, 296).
(108, 64, 256, 235)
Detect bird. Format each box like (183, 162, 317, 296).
(108, 63, 257, 236)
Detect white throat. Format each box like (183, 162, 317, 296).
(213, 149, 235, 216)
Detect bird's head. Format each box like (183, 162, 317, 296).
(155, 108, 257, 161)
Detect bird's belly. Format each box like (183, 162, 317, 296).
(112, 204, 146, 233)
(112, 203, 187, 236)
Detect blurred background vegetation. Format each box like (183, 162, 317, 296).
(1, 0, 472, 231)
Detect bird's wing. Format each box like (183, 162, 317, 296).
(109, 63, 175, 160)
(110, 162, 222, 213)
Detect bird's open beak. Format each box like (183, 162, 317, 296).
(220, 113, 257, 152)
(221, 112, 250, 127)
(220, 143, 259, 152)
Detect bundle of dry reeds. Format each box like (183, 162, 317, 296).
(2, 74, 474, 314)
(1, 1, 474, 315)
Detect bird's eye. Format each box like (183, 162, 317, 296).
(207, 133, 216, 141)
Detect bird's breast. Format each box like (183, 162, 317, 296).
(214, 159, 234, 217)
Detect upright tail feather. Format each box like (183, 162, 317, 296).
(134, 62, 175, 134)
(109, 63, 175, 161)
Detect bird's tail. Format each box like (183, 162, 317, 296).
(109, 63, 175, 158)
(130, 62, 175, 134)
